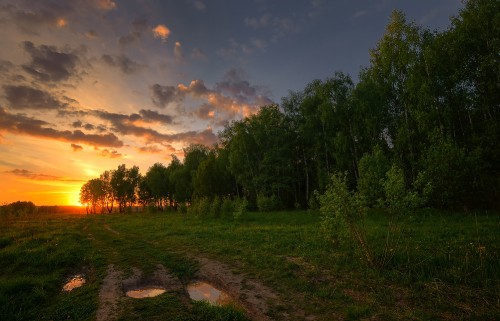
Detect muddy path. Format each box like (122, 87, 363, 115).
(191, 256, 278, 321)
(96, 265, 123, 321)
(88, 220, 315, 321)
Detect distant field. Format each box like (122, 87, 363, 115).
(0, 210, 499, 320)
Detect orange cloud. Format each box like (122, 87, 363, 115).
(56, 18, 68, 27)
(5, 169, 84, 183)
(95, 0, 117, 10)
(152, 24, 171, 41)
(71, 143, 83, 152)
(95, 147, 122, 158)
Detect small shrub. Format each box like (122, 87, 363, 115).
(256, 194, 279, 212)
(319, 173, 373, 265)
(209, 196, 221, 218)
(220, 197, 234, 218)
(308, 191, 320, 210)
(233, 198, 248, 221)
(188, 197, 209, 217)
(357, 145, 390, 206)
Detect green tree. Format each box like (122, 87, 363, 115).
(145, 163, 170, 210)
(79, 178, 106, 214)
(368, 10, 426, 183)
(99, 170, 114, 213)
(110, 164, 140, 213)
(319, 173, 374, 266)
(357, 146, 391, 206)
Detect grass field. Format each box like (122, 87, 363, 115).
(0, 209, 499, 320)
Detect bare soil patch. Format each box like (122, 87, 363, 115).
(193, 256, 276, 320)
(96, 265, 123, 321)
(122, 264, 185, 295)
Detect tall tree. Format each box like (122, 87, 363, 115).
(110, 164, 140, 213)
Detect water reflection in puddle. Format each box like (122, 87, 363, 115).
(62, 275, 86, 292)
(126, 287, 166, 298)
(187, 281, 231, 305)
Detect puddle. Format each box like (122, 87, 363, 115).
(62, 274, 86, 292)
(187, 281, 232, 305)
(126, 287, 166, 298)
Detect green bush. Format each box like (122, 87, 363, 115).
(233, 198, 248, 221)
(0, 201, 37, 217)
(209, 196, 221, 218)
(319, 173, 369, 255)
(256, 194, 279, 212)
(357, 146, 390, 207)
(188, 197, 211, 217)
(415, 137, 470, 208)
(220, 197, 234, 218)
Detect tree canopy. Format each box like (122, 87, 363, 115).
(80, 1, 499, 212)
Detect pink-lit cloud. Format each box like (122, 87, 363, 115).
(152, 24, 171, 41)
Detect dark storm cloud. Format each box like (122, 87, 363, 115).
(101, 54, 143, 74)
(85, 30, 99, 39)
(0, 107, 123, 147)
(118, 17, 149, 46)
(71, 143, 83, 151)
(83, 123, 95, 130)
(3, 85, 66, 110)
(0, 3, 63, 33)
(192, 103, 215, 120)
(0, 60, 14, 73)
(216, 69, 258, 102)
(92, 108, 216, 145)
(151, 72, 273, 124)
(139, 109, 173, 124)
(72, 120, 97, 131)
(150, 84, 185, 108)
(118, 31, 141, 46)
(94, 110, 141, 124)
(4, 168, 84, 182)
(22, 41, 80, 82)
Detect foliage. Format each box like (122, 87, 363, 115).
(187, 197, 211, 218)
(0, 201, 37, 216)
(256, 194, 280, 212)
(415, 136, 469, 208)
(357, 146, 390, 206)
(209, 196, 221, 218)
(319, 173, 374, 266)
(382, 165, 423, 214)
(232, 198, 248, 221)
(220, 197, 235, 218)
(110, 164, 141, 213)
(78, 1, 499, 212)
(79, 178, 106, 214)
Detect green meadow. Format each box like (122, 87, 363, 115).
(0, 209, 498, 320)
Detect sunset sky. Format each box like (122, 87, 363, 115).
(0, 0, 463, 206)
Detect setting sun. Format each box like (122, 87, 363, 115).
(68, 189, 83, 207)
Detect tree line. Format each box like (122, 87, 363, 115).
(80, 1, 499, 214)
